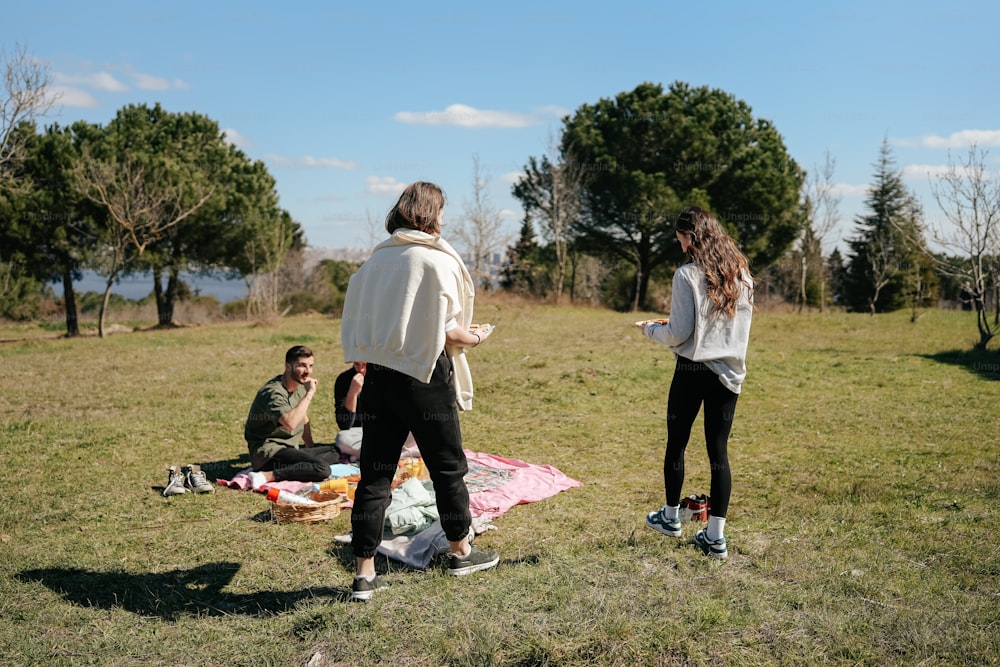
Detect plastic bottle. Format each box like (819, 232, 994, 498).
(266, 487, 320, 505)
(313, 477, 349, 494)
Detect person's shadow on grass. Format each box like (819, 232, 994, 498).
(16, 562, 350, 621)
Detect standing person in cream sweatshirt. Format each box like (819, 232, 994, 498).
(637, 205, 753, 560)
(341, 181, 499, 601)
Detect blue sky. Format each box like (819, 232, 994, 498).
(8, 0, 999, 255)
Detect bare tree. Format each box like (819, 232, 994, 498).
(512, 136, 583, 302)
(73, 154, 214, 336)
(363, 208, 383, 258)
(242, 213, 296, 319)
(926, 146, 1000, 350)
(801, 151, 841, 312)
(454, 155, 507, 289)
(1, 43, 56, 185)
(865, 226, 900, 316)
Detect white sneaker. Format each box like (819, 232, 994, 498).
(163, 466, 188, 497)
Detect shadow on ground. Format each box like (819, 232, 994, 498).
(16, 562, 348, 621)
(920, 349, 1000, 381)
(198, 453, 252, 482)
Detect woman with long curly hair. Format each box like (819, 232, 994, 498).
(636, 205, 754, 559)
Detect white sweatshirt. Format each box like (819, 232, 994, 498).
(643, 262, 753, 394)
(341, 229, 476, 410)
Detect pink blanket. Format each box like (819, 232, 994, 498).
(216, 469, 313, 495)
(463, 450, 581, 521)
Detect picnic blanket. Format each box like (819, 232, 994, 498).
(220, 451, 581, 569)
(337, 450, 581, 568)
(217, 464, 361, 494)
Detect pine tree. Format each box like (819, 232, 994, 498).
(843, 140, 935, 314)
(500, 216, 540, 294)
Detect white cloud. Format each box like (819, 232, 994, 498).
(264, 154, 358, 170)
(831, 182, 869, 197)
(54, 71, 128, 92)
(894, 129, 1000, 149)
(134, 73, 171, 91)
(366, 176, 406, 196)
(500, 171, 525, 184)
(222, 128, 252, 148)
(394, 103, 564, 128)
(902, 163, 954, 179)
(51, 85, 99, 108)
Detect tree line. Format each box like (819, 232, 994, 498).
(501, 82, 1000, 351)
(1, 43, 306, 337)
(2, 47, 998, 350)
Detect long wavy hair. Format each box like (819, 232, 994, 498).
(675, 206, 754, 317)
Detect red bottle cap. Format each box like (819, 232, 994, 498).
(266, 487, 281, 502)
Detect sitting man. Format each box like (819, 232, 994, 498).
(244, 345, 340, 489)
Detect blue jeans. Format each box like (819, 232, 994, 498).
(663, 357, 739, 518)
(351, 353, 470, 558)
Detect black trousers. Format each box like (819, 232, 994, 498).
(663, 357, 739, 518)
(260, 445, 341, 483)
(351, 353, 470, 558)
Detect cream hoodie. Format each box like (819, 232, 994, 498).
(643, 262, 753, 394)
(341, 229, 476, 410)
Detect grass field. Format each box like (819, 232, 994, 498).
(0, 302, 997, 666)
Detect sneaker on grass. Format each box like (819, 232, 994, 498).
(183, 465, 215, 493)
(693, 529, 728, 560)
(448, 548, 499, 576)
(351, 575, 388, 602)
(646, 506, 682, 537)
(163, 466, 188, 497)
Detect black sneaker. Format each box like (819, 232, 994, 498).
(351, 575, 388, 602)
(448, 548, 499, 576)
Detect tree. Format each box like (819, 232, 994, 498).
(233, 209, 302, 319)
(511, 137, 581, 302)
(71, 120, 215, 337)
(797, 151, 841, 312)
(925, 146, 1000, 349)
(559, 81, 804, 310)
(11, 122, 101, 335)
(843, 140, 935, 314)
(454, 155, 506, 289)
(0, 44, 57, 317)
(499, 216, 542, 295)
(1, 43, 56, 186)
(97, 104, 279, 327)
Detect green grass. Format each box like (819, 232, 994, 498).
(0, 304, 997, 666)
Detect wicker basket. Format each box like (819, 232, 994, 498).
(270, 490, 345, 523)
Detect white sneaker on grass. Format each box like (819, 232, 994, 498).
(693, 529, 728, 559)
(646, 506, 682, 537)
(163, 466, 188, 497)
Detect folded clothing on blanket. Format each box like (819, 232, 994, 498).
(335, 450, 581, 569)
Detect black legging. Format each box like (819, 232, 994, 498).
(261, 445, 341, 483)
(663, 357, 739, 518)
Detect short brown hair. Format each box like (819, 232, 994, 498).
(385, 181, 446, 235)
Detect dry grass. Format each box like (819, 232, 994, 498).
(0, 300, 997, 666)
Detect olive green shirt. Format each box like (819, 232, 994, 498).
(244, 375, 307, 470)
